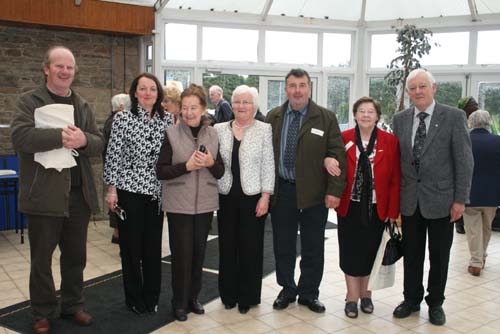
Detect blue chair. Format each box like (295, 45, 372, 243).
(0, 154, 25, 243)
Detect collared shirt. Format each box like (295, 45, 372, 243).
(279, 102, 308, 180)
(411, 99, 435, 147)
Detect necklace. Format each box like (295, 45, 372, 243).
(233, 121, 252, 129)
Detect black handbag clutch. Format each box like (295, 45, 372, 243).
(382, 221, 403, 265)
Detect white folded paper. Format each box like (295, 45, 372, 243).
(34, 104, 76, 172)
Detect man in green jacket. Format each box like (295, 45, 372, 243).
(10, 46, 103, 334)
(266, 68, 346, 313)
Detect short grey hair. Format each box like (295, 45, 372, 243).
(111, 93, 131, 111)
(209, 85, 223, 95)
(231, 85, 259, 113)
(468, 109, 492, 130)
(406, 68, 436, 89)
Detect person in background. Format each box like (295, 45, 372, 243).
(335, 96, 400, 318)
(104, 73, 172, 316)
(11, 46, 103, 334)
(209, 85, 234, 123)
(266, 68, 346, 314)
(156, 84, 224, 322)
(215, 85, 275, 314)
(392, 69, 473, 326)
(103, 93, 131, 244)
(162, 81, 182, 124)
(462, 110, 500, 276)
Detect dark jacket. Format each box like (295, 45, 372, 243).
(11, 85, 104, 216)
(467, 128, 500, 207)
(266, 100, 346, 209)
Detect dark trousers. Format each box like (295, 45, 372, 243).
(402, 207, 454, 307)
(271, 179, 328, 300)
(218, 194, 265, 306)
(166, 212, 212, 309)
(27, 189, 90, 319)
(117, 190, 163, 310)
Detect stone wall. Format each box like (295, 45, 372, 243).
(0, 24, 145, 217)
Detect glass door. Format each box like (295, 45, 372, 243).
(471, 75, 500, 133)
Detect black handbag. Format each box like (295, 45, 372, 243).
(382, 221, 403, 265)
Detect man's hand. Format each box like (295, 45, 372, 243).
(62, 125, 87, 149)
(450, 202, 465, 223)
(325, 195, 340, 209)
(324, 157, 341, 176)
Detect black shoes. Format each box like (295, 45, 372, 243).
(298, 298, 326, 313)
(127, 304, 147, 317)
(272, 293, 296, 310)
(224, 302, 236, 310)
(238, 305, 250, 314)
(393, 301, 420, 318)
(174, 308, 187, 321)
(189, 299, 205, 314)
(429, 306, 446, 326)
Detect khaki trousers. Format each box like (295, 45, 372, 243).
(463, 207, 497, 268)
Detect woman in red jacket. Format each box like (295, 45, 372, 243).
(336, 97, 400, 318)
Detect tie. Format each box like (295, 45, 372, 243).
(283, 112, 301, 170)
(413, 112, 429, 171)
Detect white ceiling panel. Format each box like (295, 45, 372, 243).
(268, 0, 363, 21)
(365, 0, 470, 21)
(165, 0, 268, 14)
(476, 0, 500, 14)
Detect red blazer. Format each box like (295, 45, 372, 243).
(336, 128, 400, 221)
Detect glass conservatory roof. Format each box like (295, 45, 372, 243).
(103, 0, 500, 22)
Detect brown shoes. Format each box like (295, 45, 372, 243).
(33, 318, 50, 334)
(60, 310, 94, 326)
(468, 266, 481, 276)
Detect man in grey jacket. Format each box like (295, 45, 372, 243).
(392, 69, 473, 326)
(10, 46, 103, 334)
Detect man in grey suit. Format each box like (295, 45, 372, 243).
(392, 69, 473, 326)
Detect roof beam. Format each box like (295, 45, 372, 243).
(154, 0, 169, 12)
(358, 0, 367, 27)
(468, 0, 480, 21)
(261, 0, 274, 22)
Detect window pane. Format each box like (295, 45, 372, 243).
(165, 23, 197, 61)
(146, 45, 153, 61)
(369, 77, 397, 126)
(202, 73, 260, 109)
(370, 34, 398, 68)
(265, 31, 318, 65)
(477, 31, 500, 65)
(202, 27, 258, 62)
(421, 32, 469, 65)
(145, 65, 152, 73)
(327, 77, 350, 128)
(478, 82, 500, 133)
(434, 81, 462, 108)
(323, 33, 352, 67)
(267, 80, 287, 112)
(164, 69, 191, 90)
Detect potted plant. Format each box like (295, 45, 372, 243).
(385, 24, 435, 112)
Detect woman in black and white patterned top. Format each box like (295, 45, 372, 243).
(104, 72, 173, 316)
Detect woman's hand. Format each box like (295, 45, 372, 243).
(256, 193, 270, 217)
(105, 185, 118, 211)
(324, 157, 341, 176)
(186, 151, 202, 171)
(194, 148, 215, 168)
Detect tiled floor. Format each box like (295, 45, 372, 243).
(1, 213, 500, 334)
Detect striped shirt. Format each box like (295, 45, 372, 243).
(279, 103, 308, 180)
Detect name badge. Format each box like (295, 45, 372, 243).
(311, 128, 324, 136)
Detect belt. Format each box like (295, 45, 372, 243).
(279, 177, 296, 184)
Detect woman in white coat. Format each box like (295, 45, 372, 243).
(215, 85, 275, 314)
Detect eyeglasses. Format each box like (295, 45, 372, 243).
(114, 204, 127, 221)
(232, 100, 253, 106)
